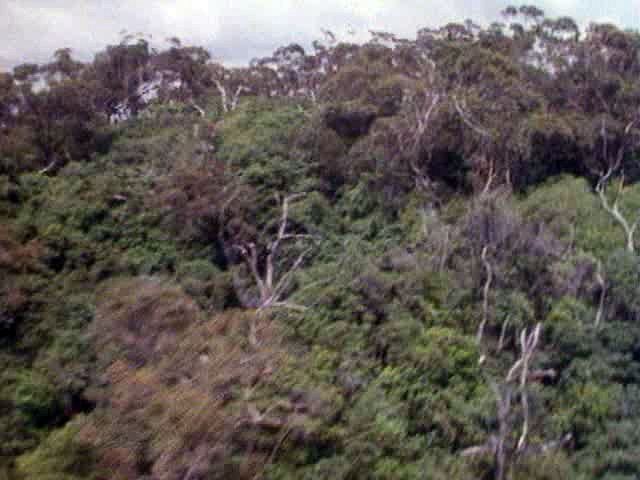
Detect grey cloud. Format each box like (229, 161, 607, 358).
(1, 0, 637, 72)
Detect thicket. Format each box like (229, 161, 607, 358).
(2, 4, 640, 479)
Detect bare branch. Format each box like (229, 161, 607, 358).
(238, 193, 315, 311)
(38, 159, 58, 175)
(516, 323, 541, 451)
(481, 157, 495, 197)
(231, 85, 250, 111)
(266, 193, 306, 290)
(190, 99, 205, 117)
(595, 261, 606, 328)
(439, 226, 450, 271)
(460, 443, 495, 457)
(412, 92, 441, 153)
(461, 382, 511, 480)
(453, 94, 492, 138)
(596, 165, 638, 253)
(269, 246, 313, 305)
(498, 316, 510, 352)
(488, 382, 512, 480)
(595, 118, 640, 252)
(477, 246, 493, 345)
(214, 80, 228, 112)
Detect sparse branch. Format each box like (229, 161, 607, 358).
(215, 80, 249, 112)
(401, 90, 442, 192)
(506, 323, 541, 452)
(498, 316, 510, 352)
(190, 99, 205, 117)
(412, 92, 441, 153)
(462, 320, 567, 477)
(481, 157, 495, 196)
(268, 246, 313, 306)
(236, 194, 315, 311)
(596, 163, 639, 253)
(477, 246, 493, 345)
(439, 226, 450, 271)
(238, 243, 269, 302)
(493, 382, 511, 480)
(214, 80, 228, 112)
(231, 85, 250, 111)
(453, 94, 492, 138)
(38, 159, 58, 175)
(460, 382, 511, 480)
(595, 261, 606, 328)
(596, 119, 640, 252)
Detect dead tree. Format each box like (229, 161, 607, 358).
(236, 194, 314, 312)
(215, 80, 251, 112)
(595, 119, 640, 253)
(463, 323, 562, 479)
(394, 80, 442, 193)
(596, 167, 640, 253)
(506, 323, 542, 452)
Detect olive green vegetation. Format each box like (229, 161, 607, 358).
(0, 98, 638, 479)
(3, 10, 640, 480)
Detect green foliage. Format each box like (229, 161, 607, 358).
(605, 249, 640, 320)
(217, 99, 315, 196)
(520, 176, 640, 260)
(4, 13, 640, 480)
(545, 297, 594, 363)
(12, 371, 62, 427)
(15, 421, 98, 480)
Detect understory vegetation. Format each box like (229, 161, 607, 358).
(2, 5, 640, 479)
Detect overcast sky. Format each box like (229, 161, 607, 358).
(1, 0, 639, 72)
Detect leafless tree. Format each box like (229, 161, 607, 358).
(595, 119, 640, 253)
(236, 194, 315, 312)
(506, 323, 542, 452)
(596, 167, 640, 254)
(463, 323, 564, 479)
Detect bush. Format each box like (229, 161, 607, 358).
(93, 277, 202, 366)
(15, 420, 98, 480)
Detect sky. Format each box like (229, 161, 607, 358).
(1, 0, 639, 72)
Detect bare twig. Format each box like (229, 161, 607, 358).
(214, 80, 228, 112)
(481, 158, 495, 197)
(498, 316, 510, 352)
(190, 99, 206, 117)
(595, 261, 606, 328)
(595, 120, 640, 253)
(505, 323, 542, 452)
(237, 194, 315, 311)
(596, 169, 639, 253)
(477, 246, 493, 345)
(453, 94, 492, 138)
(38, 159, 57, 175)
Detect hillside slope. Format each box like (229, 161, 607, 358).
(2, 6, 640, 479)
